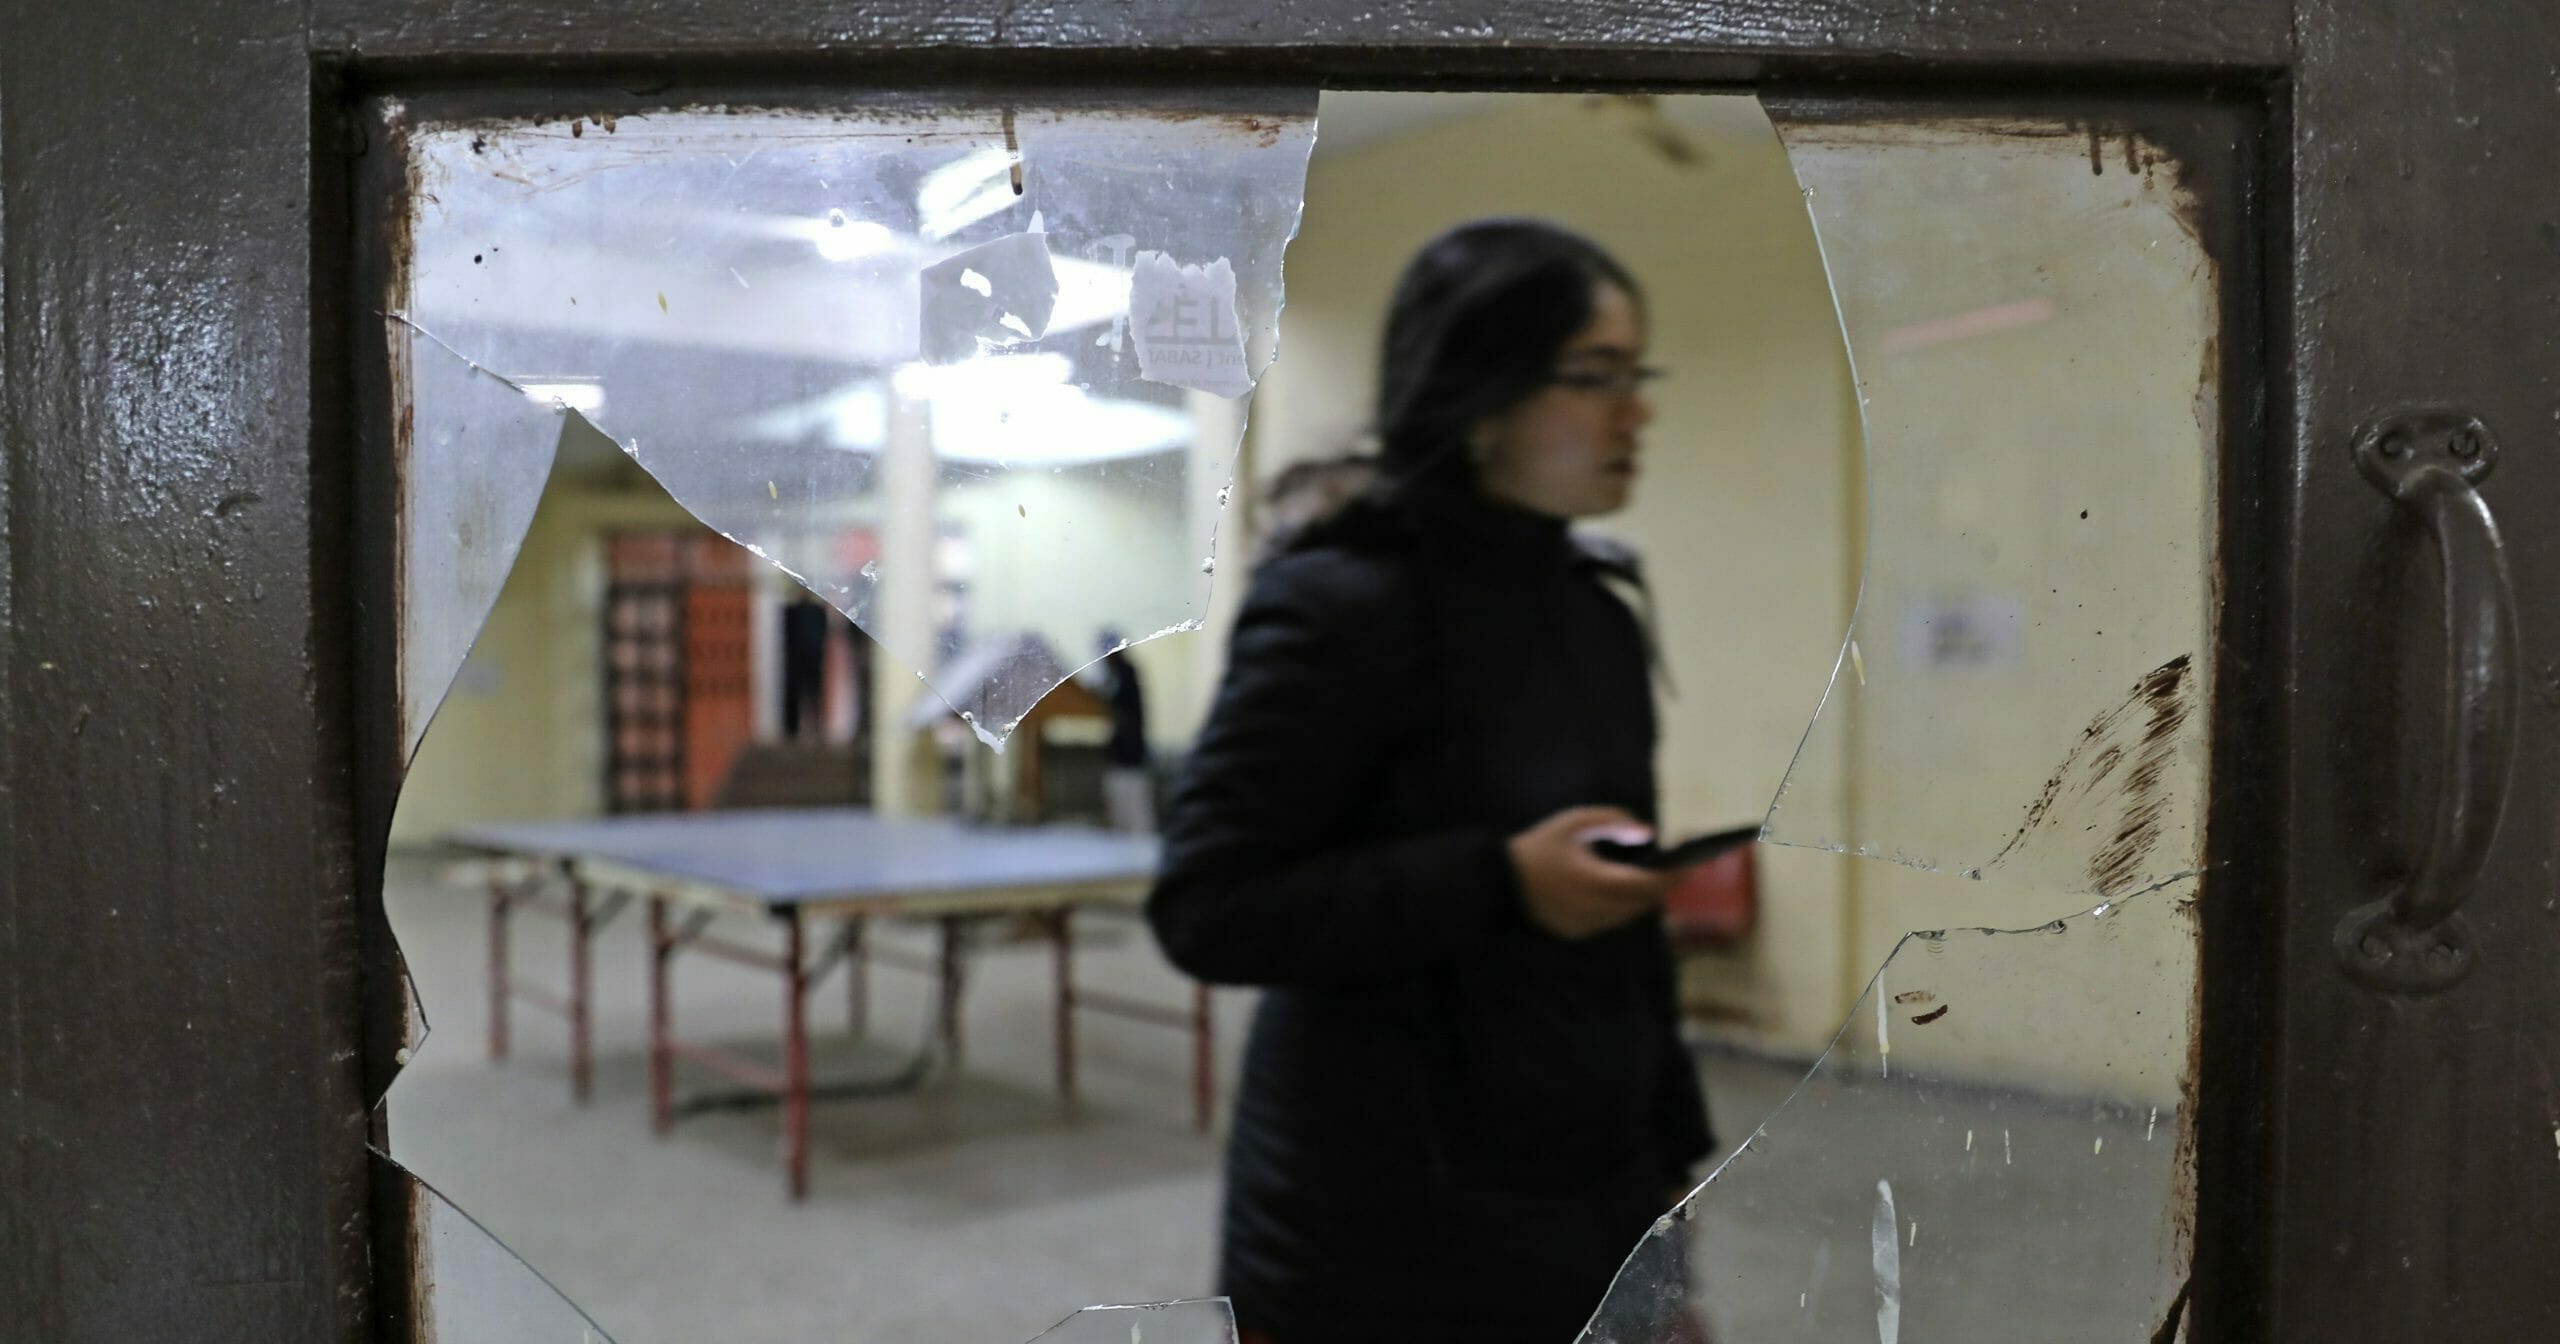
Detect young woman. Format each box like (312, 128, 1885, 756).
(1149, 219, 1711, 1344)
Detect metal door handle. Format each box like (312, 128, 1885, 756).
(2333, 408, 2519, 994)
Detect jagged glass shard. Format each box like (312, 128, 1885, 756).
(1761, 117, 2217, 902)
(1581, 875, 2198, 1343)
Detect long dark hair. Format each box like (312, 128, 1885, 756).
(1374, 218, 1641, 487)
(1278, 220, 1640, 558)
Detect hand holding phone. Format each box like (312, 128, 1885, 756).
(1509, 808, 1679, 940)
(1586, 823, 1759, 871)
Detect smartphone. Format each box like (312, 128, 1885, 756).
(1587, 823, 1760, 871)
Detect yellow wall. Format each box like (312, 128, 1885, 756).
(391, 442, 703, 848)
(942, 465, 1197, 694)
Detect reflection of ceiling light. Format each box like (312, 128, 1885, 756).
(744, 357, 1189, 467)
(813, 210, 897, 262)
(916, 148, 1022, 240)
(928, 384, 1192, 466)
(748, 209, 906, 264)
(520, 380, 606, 417)
(742, 381, 886, 447)
(1048, 255, 1135, 334)
(891, 352, 1071, 401)
(898, 357, 1190, 466)
(1880, 297, 2055, 353)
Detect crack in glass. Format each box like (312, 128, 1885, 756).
(1759, 118, 2217, 906)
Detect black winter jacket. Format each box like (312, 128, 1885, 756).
(1149, 482, 1714, 1344)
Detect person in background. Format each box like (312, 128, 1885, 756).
(1148, 219, 1712, 1344)
(1096, 628, 1154, 833)
(780, 592, 831, 742)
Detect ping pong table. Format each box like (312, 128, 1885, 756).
(447, 808, 1209, 1200)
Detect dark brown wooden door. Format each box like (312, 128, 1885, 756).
(2267, 6, 2560, 1337)
(8, 2, 2559, 1340)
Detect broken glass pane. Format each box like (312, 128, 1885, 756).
(393, 1152, 623, 1344)
(1759, 118, 2216, 901)
(1020, 1299, 1238, 1344)
(1583, 874, 2198, 1344)
(395, 327, 573, 762)
(393, 1147, 1235, 1344)
(392, 91, 1316, 747)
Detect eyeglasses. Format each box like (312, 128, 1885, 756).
(1546, 365, 1666, 400)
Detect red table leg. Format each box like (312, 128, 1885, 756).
(937, 915, 966, 1068)
(845, 915, 868, 1039)
(648, 896, 672, 1136)
(488, 877, 512, 1063)
(569, 880, 594, 1104)
(1194, 983, 1214, 1133)
(1053, 908, 1077, 1101)
(784, 914, 811, 1202)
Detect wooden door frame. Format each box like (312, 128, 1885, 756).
(16, 0, 2555, 1339)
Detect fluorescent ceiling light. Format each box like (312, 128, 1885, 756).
(1048, 254, 1136, 335)
(922, 376, 1191, 466)
(916, 148, 1021, 241)
(891, 352, 1072, 401)
(744, 356, 1189, 467)
(743, 381, 888, 448)
(812, 210, 899, 262)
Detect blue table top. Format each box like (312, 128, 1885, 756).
(450, 808, 1162, 908)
